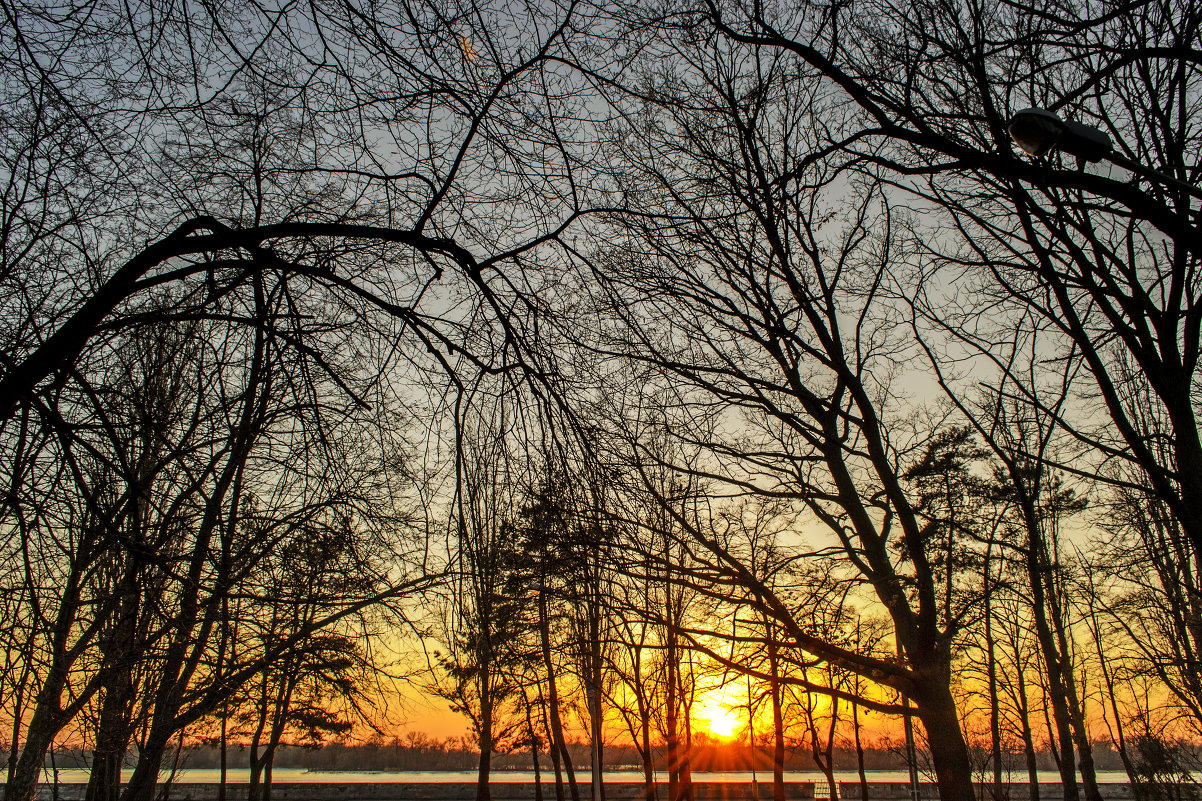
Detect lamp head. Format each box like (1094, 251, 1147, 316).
(1008, 108, 1065, 157)
(1009, 108, 1113, 163)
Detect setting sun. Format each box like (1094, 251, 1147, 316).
(701, 700, 743, 740)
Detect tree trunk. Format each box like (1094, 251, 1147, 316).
(8, 657, 80, 801)
(805, 678, 837, 800)
(118, 724, 173, 801)
(588, 605, 605, 801)
(260, 672, 296, 801)
(540, 589, 578, 801)
(8, 560, 94, 801)
(9, 707, 60, 801)
(264, 747, 276, 801)
(219, 712, 228, 801)
(1027, 531, 1080, 801)
(1164, 387, 1202, 561)
(635, 671, 655, 801)
(247, 673, 272, 801)
(984, 548, 1002, 801)
(84, 665, 136, 801)
(525, 694, 544, 801)
(678, 665, 693, 801)
(1012, 659, 1041, 801)
(6, 633, 34, 790)
(852, 697, 869, 801)
(541, 693, 565, 801)
(666, 631, 680, 801)
(477, 659, 493, 801)
(768, 631, 784, 801)
(1089, 598, 1138, 789)
(915, 679, 975, 801)
(902, 696, 919, 801)
(1063, 671, 1103, 801)
(1050, 596, 1102, 801)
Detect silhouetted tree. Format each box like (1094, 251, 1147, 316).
(580, 31, 985, 792)
(695, 0, 1202, 574)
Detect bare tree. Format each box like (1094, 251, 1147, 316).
(691, 0, 1202, 571)
(575, 30, 983, 794)
(431, 369, 559, 801)
(1, 2, 605, 798)
(243, 536, 381, 801)
(519, 479, 584, 801)
(0, 0, 606, 424)
(1097, 477, 1202, 733)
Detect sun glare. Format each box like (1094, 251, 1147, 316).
(702, 701, 742, 740)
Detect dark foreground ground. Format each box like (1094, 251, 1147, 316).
(27, 781, 1189, 801)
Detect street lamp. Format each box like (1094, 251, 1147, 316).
(1008, 107, 1113, 162)
(1008, 107, 1202, 201)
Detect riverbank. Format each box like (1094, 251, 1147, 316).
(26, 780, 1174, 801)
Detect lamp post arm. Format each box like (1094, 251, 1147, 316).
(1008, 108, 1202, 205)
(1104, 150, 1202, 203)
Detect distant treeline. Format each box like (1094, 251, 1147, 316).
(24, 736, 1140, 775)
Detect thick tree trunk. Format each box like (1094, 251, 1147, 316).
(119, 725, 173, 801)
(1165, 389, 1202, 563)
(6, 635, 35, 790)
(88, 465, 153, 801)
(8, 701, 65, 801)
(264, 749, 276, 801)
(8, 560, 94, 801)
(84, 674, 135, 801)
(7, 637, 92, 801)
(1046, 666, 1078, 798)
(914, 679, 975, 801)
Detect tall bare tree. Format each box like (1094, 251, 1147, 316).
(692, 0, 1202, 570)
(1, 2, 604, 798)
(577, 30, 981, 794)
